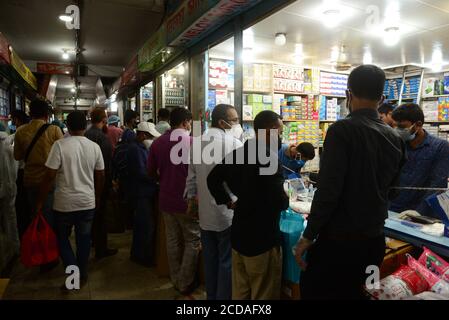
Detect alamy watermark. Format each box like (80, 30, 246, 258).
(64, 5, 80, 30)
(65, 265, 80, 290)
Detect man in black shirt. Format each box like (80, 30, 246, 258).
(294, 65, 406, 300)
(207, 110, 289, 300)
(85, 107, 118, 259)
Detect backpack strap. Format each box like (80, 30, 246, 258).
(24, 124, 51, 163)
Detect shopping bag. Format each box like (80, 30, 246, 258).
(279, 208, 306, 284)
(21, 211, 59, 267)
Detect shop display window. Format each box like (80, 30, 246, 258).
(163, 62, 187, 110)
(0, 86, 10, 119)
(140, 82, 154, 122)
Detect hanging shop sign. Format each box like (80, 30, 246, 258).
(138, 27, 166, 71)
(166, 0, 262, 47)
(0, 33, 10, 64)
(121, 55, 139, 87)
(10, 49, 37, 90)
(37, 63, 74, 75)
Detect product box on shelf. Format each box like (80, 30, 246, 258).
(243, 105, 253, 121)
(438, 97, 449, 121)
(422, 101, 439, 121)
(444, 73, 449, 95)
(422, 78, 437, 98)
(380, 238, 415, 279)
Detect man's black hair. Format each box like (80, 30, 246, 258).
(348, 65, 386, 101)
(170, 107, 192, 127)
(158, 108, 170, 120)
(211, 104, 236, 128)
(67, 111, 87, 131)
(297, 142, 315, 160)
(11, 110, 29, 124)
(29, 99, 50, 118)
(378, 102, 396, 115)
(254, 110, 282, 131)
(124, 109, 138, 124)
(392, 103, 425, 123)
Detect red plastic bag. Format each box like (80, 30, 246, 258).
(21, 211, 59, 267)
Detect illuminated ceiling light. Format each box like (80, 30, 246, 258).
(363, 50, 373, 64)
(65, 71, 70, 74)
(274, 33, 287, 46)
(431, 47, 444, 72)
(330, 46, 340, 62)
(383, 27, 400, 46)
(178, 64, 185, 74)
(71, 87, 76, 93)
(242, 48, 254, 63)
(62, 50, 69, 60)
(59, 14, 73, 22)
(321, 0, 342, 28)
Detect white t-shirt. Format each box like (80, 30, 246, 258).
(45, 136, 104, 212)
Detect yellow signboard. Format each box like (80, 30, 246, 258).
(10, 49, 37, 90)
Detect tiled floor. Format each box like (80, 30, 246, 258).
(3, 231, 206, 300)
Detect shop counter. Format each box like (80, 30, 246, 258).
(385, 211, 449, 258)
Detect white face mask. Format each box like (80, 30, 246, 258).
(224, 121, 243, 140)
(143, 139, 153, 150)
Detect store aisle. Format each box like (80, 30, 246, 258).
(3, 232, 206, 300)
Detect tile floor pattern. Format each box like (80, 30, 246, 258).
(3, 231, 206, 300)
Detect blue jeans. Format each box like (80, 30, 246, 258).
(131, 197, 155, 264)
(26, 186, 55, 228)
(54, 209, 95, 279)
(201, 227, 232, 300)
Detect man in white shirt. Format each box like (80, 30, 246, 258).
(184, 104, 243, 300)
(155, 108, 171, 134)
(37, 111, 105, 289)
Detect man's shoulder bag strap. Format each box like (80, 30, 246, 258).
(24, 124, 51, 163)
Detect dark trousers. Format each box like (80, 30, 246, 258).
(131, 197, 155, 264)
(54, 209, 95, 279)
(300, 234, 385, 300)
(92, 197, 108, 255)
(119, 177, 135, 230)
(15, 169, 30, 240)
(201, 227, 232, 300)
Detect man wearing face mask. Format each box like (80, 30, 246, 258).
(207, 110, 289, 300)
(294, 65, 406, 300)
(390, 103, 449, 218)
(184, 104, 243, 300)
(128, 122, 160, 266)
(278, 142, 316, 179)
(148, 107, 201, 295)
(85, 107, 118, 258)
(121, 109, 139, 143)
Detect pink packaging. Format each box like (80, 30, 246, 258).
(418, 247, 449, 282)
(408, 254, 449, 297)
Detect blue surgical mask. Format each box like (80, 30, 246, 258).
(297, 159, 306, 168)
(396, 125, 416, 142)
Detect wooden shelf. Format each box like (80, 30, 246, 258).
(321, 94, 346, 98)
(243, 89, 272, 94)
(422, 95, 449, 99)
(274, 91, 319, 95)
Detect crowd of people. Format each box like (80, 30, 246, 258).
(1, 64, 449, 300)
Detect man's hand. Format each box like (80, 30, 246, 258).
(112, 179, 119, 193)
(186, 198, 199, 219)
(226, 201, 237, 210)
(294, 237, 314, 271)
